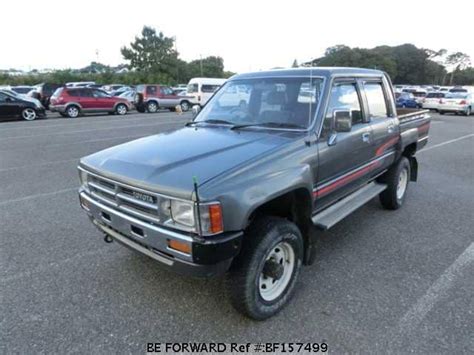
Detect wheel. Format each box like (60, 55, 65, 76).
(21, 108, 37, 121)
(115, 103, 128, 116)
(66, 105, 80, 118)
(147, 101, 158, 113)
(464, 107, 471, 116)
(225, 216, 303, 320)
(402, 104, 406, 108)
(136, 105, 146, 113)
(379, 157, 410, 210)
(439, 110, 445, 115)
(180, 100, 190, 112)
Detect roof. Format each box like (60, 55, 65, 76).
(230, 67, 385, 80)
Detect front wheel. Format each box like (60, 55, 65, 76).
(115, 103, 128, 116)
(379, 157, 410, 210)
(225, 216, 303, 320)
(21, 108, 37, 121)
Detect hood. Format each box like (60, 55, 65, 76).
(81, 126, 298, 198)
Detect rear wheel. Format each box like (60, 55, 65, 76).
(66, 105, 80, 118)
(115, 103, 128, 116)
(21, 108, 37, 121)
(226, 216, 303, 320)
(379, 157, 410, 210)
(464, 107, 471, 116)
(147, 101, 158, 113)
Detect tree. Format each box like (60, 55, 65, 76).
(121, 26, 179, 82)
(446, 52, 471, 85)
(186, 56, 225, 78)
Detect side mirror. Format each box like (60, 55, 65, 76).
(192, 105, 201, 117)
(334, 110, 352, 132)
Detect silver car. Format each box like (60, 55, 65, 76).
(438, 93, 473, 116)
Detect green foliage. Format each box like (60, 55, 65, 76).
(310, 44, 473, 85)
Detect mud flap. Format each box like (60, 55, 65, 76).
(409, 156, 418, 181)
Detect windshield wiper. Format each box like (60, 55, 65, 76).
(231, 122, 305, 130)
(185, 119, 235, 127)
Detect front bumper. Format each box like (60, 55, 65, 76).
(79, 190, 243, 277)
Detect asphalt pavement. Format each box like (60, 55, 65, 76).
(1, 111, 473, 353)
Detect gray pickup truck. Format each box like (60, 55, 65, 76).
(78, 68, 430, 320)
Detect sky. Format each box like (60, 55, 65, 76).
(1, 0, 473, 73)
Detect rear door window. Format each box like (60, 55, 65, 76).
(146, 86, 158, 95)
(363, 82, 388, 118)
(201, 84, 220, 93)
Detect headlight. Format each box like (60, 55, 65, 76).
(170, 200, 195, 227)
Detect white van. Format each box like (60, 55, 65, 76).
(186, 78, 227, 106)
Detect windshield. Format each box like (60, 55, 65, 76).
(187, 83, 198, 93)
(195, 78, 324, 129)
(445, 93, 468, 99)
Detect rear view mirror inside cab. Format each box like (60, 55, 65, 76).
(334, 109, 352, 132)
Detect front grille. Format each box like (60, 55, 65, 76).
(87, 174, 160, 223)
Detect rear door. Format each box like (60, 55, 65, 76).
(159, 86, 178, 108)
(315, 79, 374, 210)
(360, 79, 398, 175)
(92, 89, 114, 110)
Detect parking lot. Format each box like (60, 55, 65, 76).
(1, 112, 473, 353)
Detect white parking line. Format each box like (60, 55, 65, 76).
(396, 242, 474, 335)
(421, 133, 474, 153)
(0, 187, 77, 206)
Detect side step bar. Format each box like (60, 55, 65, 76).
(312, 182, 387, 230)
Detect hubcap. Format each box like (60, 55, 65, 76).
(148, 103, 157, 112)
(397, 168, 408, 200)
(68, 107, 79, 118)
(117, 105, 127, 115)
(259, 240, 295, 302)
(181, 102, 189, 111)
(22, 108, 36, 121)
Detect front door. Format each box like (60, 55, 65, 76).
(314, 79, 374, 211)
(0, 93, 20, 117)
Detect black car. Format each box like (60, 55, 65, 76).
(0, 91, 46, 121)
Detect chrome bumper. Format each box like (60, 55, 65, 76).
(79, 190, 242, 277)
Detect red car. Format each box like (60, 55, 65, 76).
(135, 84, 193, 113)
(49, 87, 132, 118)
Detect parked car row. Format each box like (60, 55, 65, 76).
(0, 77, 227, 121)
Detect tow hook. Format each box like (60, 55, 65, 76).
(104, 234, 113, 243)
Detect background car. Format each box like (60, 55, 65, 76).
(438, 93, 473, 116)
(49, 87, 131, 118)
(117, 90, 137, 105)
(0, 90, 46, 121)
(11, 85, 35, 95)
(135, 84, 193, 113)
(396, 92, 418, 108)
(422, 92, 445, 111)
(28, 83, 62, 109)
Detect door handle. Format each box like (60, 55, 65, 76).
(362, 132, 371, 143)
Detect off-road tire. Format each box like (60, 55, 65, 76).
(379, 157, 411, 210)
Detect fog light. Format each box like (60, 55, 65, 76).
(168, 239, 191, 254)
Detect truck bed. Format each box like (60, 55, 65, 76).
(396, 108, 431, 151)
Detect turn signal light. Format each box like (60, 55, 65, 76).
(168, 239, 191, 254)
(208, 204, 223, 234)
